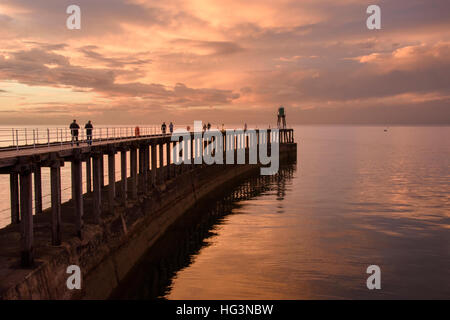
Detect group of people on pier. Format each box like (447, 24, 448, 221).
(69, 119, 178, 146)
(70, 120, 93, 146)
(161, 122, 174, 134)
(69, 106, 286, 147)
(160, 121, 213, 133)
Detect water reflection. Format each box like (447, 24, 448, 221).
(110, 164, 296, 300)
(110, 126, 449, 300)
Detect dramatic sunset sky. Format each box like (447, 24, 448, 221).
(0, 0, 449, 125)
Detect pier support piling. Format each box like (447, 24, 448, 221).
(130, 148, 137, 199)
(144, 145, 150, 191)
(191, 138, 194, 170)
(121, 151, 127, 203)
(50, 163, 62, 246)
(33, 166, 42, 215)
(108, 152, 116, 212)
(19, 166, 33, 267)
(10, 172, 20, 224)
(86, 157, 92, 193)
(71, 159, 83, 238)
(92, 155, 102, 223)
(151, 144, 157, 186)
(166, 142, 171, 179)
(159, 143, 164, 184)
(138, 147, 144, 192)
(100, 156, 105, 188)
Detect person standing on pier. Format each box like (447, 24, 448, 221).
(161, 122, 167, 134)
(70, 119, 80, 146)
(169, 122, 174, 134)
(85, 120, 93, 145)
(207, 122, 211, 131)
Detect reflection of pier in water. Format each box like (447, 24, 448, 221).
(110, 163, 296, 299)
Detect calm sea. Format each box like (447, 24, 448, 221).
(1, 126, 449, 299)
(112, 125, 449, 299)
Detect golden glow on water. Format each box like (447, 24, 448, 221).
(164, 126, 449, 299)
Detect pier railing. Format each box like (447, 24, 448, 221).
(0, 127, 163, 151)
(0, 125, 278, 150)
(0, 125, 286, 151)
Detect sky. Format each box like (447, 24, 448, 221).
(0, 0, 449, 125)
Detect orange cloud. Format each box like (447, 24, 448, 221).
(0, 0, 449, 124)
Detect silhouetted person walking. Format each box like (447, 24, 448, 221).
(85, 120, 93, 145)
(169, 122, 174, 134)
(207, 122, 211, 131)
(161, 122, 167, 134)
(70, 119, 80, 146)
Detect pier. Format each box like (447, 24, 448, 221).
(0, 127, 296, 299)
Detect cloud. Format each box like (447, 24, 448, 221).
(79, 46, 153, 68)
(1, 0, 450, 124)
(171, 39, 244, 56)
(0, 0, 171, 37)
(0, 45, 240, 108)
(243, 42, 450, 107)
(358, 43, 450, 72)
